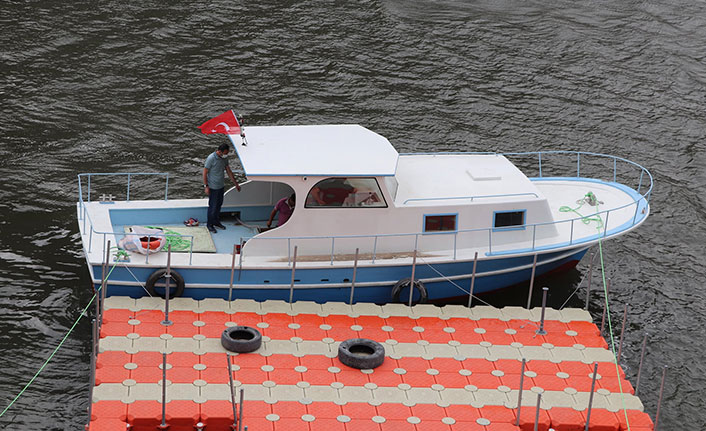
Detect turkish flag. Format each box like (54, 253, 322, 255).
(198, 110, 242, 135)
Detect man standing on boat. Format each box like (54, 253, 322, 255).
(203, 143, 241, 233)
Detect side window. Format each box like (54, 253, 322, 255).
(494, 210, 525, 229)
(424, 214, 457, 232)
(305, 177, 387, 208)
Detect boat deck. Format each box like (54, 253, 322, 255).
(89, 297, 654, 430)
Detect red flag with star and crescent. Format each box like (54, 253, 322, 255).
(198, 110, 242, 135)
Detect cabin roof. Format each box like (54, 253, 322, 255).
(227, 125, 399, 177)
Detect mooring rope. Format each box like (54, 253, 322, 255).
(562, 191, 631, 430)
(0, 263, 118, 418)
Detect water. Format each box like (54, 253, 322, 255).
(1, 1, 705, 428)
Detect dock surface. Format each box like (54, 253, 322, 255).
(89, 297, 654, 430)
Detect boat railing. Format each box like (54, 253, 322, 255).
(77, 173, 198, 264)
(77, 151, 652, 266)
(247, 151, 653, 264)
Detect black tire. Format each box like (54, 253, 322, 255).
(390, 278, 428, 305)
(145, 268, 185, 299)
(221, 326, 262, 353)
(338, 338, 385, 370)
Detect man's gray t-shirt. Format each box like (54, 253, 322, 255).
(204, 152, 229, 189)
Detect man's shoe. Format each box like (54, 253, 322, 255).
(214, 223, 226, 230)
(207, 225, 217, 233)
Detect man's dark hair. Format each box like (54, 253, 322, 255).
(218, 143, 230, 152)
(289, 193, 296, 203)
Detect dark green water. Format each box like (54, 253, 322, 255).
(1, 1, 705, 429)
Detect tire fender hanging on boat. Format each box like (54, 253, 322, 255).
(145, 268, 185, 299)
(390, 277, 428, 305)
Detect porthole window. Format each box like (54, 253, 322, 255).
(494, 210, 525, 229)
(305, 177, 387, 208)
(424, 214, 457, 232)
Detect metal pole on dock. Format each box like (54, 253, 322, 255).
(228, 243, 237, 302)
(226, 354, 239, 430)
(600, 278, 611, 335)
(161, 245, 173, 326)
(238, 239, 244, 281)
(585, 251, 595, 311)
(99, 240, 111, 326)
(635, 333, 648, 396)
(467, 251, 478, 308)
(515, 358, 526, 427)
(584, 362, 599, 431)
(655, 365, 667, 430)
(526, 254, 538, 309)
(617, 304, 628, 364)
(160, 352, 168, 429)
(408, 249, 417, 307)
(533, 392, 542, 431)
(349, 248, 359, 305)
(238, 388, 245, 431)
(536, 287, 548, 335)
(289, 246, 298, 304)
(86, 318, 98, 428)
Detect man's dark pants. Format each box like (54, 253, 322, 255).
(207, 187, 224, 227)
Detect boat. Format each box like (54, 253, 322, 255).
(76, 112, 652, 303)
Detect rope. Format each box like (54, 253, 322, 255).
(0, 264, 118, 418)
(417, 256, 495, 308)
(144, 226, 193, 251)
(567, 191, 631, 430)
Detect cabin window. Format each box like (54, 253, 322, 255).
(424, 214, 457, 232)
(305, 177, 387, 208)
(494, 210, 526, 229)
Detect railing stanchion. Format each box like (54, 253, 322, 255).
(126, 174, 131, 201)
(349, 248, 359, 305)
(600, 278, 611, 335)
(637, 170, 644, 194)
(189, 236, 194, 265)
(238, 387, 245, 431)
(526, 254, 538, 309)
(536, 287, 548, 335)
(635, 333, 648, 396)
(408, 249, 417, 307)
(100, 240, 111, 324)
(569, 219, 574, 245)
(655, 365, 667, 430)
(467, 251, 478, 308)
(533, 392, 542, 431)
(330, 237, 335, 266)
(289, 246, 298, 304)
(228, 243, 237, 302)
(160, 352, 168, 429)
(86, 317, 98, 429)
(238, 239, 244, 281)
(165, 173, 169, 200)
(603, 211, 610, 237)
(161, 244, 173, 326)
(372, 236, 378, 264)
(515, 358, 526, 426)
(584, 362, 599, 431)
(226, 354, 239, 431)
(145, 235, 151, 265)
(617, 304, 628, 364)
(585, 251, 595, 311)
(577, 152, 580, 177)
(287, 238, 291, 266)
(87, 174, 91, 202)
(538, 152, 543, 177)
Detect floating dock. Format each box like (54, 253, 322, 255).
(88, 297, 654, 430)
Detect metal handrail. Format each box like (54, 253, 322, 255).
(77, 151, 652, 265)
(403, 192, 539, 205)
